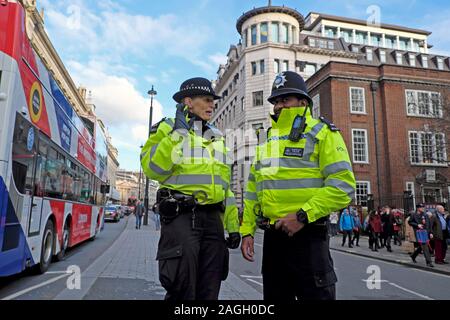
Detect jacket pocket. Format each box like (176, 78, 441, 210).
(313, 270, 337, 288)
(157, 245, 182, 291)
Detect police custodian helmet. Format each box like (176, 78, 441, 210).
(267, 71, 313, 106)
(173, 77, 221, 103)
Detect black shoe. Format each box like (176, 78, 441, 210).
(427, 262, 434, 268)
(341, 243, 345, 247)
(349, 245, 353, 248)
(136, 226, 138, 229)
(443, 261, 449, 264)
(410, 255, 417, 263)
(387, 248, 393, 253)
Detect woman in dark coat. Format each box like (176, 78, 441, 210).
(369, 210, 382, 251)
(381, 206, 395, 252)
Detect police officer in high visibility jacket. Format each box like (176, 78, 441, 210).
(240, 71, 356, 301)
(141, 77, 241, 301)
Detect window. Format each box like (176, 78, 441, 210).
(304, 64, 316, 77)
(271, 22, 279, 43)
(422, 55, 428, 68)
(44, 147, 65, 199)
(241, 97, 245, 111)
(308, 37, 316, 47)
(379, 50, 386, 63)
(409, 54, 416, 67)
(437, 58, 444, 70)
(242, 29, 247, 47)
(366, 48, 373, 61)
(355, 182, 371, 207)
(385, 36, 395, 49)
(328, 41, 335, 50)
(341, 29, 352, 42)
(251, 25, 257, 45)
(325, 27, 337, 38)
(352, 129, 369, 163)
(274, 59, 280, 73)
(409, 131, 448, 165)
(282, 60, 289, 72)
(350, 87, 366, 113)
(260, 23, 268, 43)
(251, 62, 257, 76)
(406, 182, 416, 209)
(252, 123, 264, 131)
(355, 31, 368, 45)
(312, 94, 320, 119)
(412, 40, 420, 52)
(260, 60, 265, 74)
(371, 34, 382, 46)
(252, 91, 264, 107)
(406, 90, 442, 118)
(396, 52, 403, 64)
(399, 37, 408, 50)
(281, 24, 289, 44)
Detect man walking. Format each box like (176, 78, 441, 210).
(408, 204, 434, 267)
(431, 205, 448, 264)
(240, 71, 356, 301)
(141, 77, 240, 301)
(135, 200, 144, 230)
(339, 208, 354, 248)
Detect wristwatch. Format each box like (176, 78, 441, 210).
(296, 209, 309, 224)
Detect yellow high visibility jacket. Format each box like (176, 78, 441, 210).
(240, 106, 356, 237)
(140, 115, 239, 233)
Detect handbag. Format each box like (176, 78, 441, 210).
(415, 229, 429, 244)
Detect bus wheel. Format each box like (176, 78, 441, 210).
(38, 220, 54, 274)
(56, 223, 70, 261)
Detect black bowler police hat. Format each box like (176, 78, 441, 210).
(268, 71, 313, 106)
(173, 77, 221, 103)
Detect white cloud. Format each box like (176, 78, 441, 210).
(209, 53, 228, 66)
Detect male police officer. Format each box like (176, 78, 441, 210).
(141, 78, 240, 301)
(240, 71, 356, 300)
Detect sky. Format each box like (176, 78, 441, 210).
(36, 0, 450, 171)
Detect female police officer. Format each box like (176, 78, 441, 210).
(141, 77, 240, 300)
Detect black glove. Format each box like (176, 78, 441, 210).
(174, 103, 190, 131)
(226, 232, 241, 249)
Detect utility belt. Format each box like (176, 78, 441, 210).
(257, 213, 328, 234)
(157, 188, 224, 225)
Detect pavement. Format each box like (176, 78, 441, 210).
(329, 233, 450, 276)
(55, 214, 262, 300)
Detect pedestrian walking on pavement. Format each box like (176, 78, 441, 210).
(329, 212, 339, 237)
(351, 208, 362, 247)
(369, 210, 382, 251)
(141, 77, 240, 301)
(430, 205, 448, 264)
(134, 200, 144, 230)
(392, 209, 404, 246)
(152, 203, 161, 231)
(381, 206, 395, 252)
(240, 71, 356, 301)
(408, 203, 434, 267)
(340, 208, 354, 248)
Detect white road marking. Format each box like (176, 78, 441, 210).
(45, 271, 72, 275)
(361, 279, 389, 283)
(240, 275, 263, 279)
(2, 273, 70, 300)
(246, 279, 264, 286)
(388, 283, 434, 300)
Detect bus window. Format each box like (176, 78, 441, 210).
(12, 115, 36, 195)
(79, 168, 92, 203)
(34, 138, 49, 197)
(44, 147, 65, 199)
(95, 178, 104, 206)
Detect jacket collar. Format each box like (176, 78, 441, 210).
(270, 106, 311, 129)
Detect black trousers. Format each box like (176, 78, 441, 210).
(352, 230, 360, 245)
(342, 230, 353, 246)
(262, 225, 337, 301)
(411, 242, 432, 264)
(156, 206, 228, 301)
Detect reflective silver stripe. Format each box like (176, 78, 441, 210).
(164, 118, 174, 127)
(150, 144, 159, 159)
(225, 197, 236, 206)
(245, 192, 258, 201)
(303, 123, 325, 161)
(325, 179, 355, 198)
(184, 147, 209, 158)
(322, 161, 353, 177)
(257, 178, 324, 191)
(149, 162, 172, 175)
(256, 158, 319, 170)
(164, 175, 212, 185)
(214, 175, 229, 190)
(248, 173, 256, 182)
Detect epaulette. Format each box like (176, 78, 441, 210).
(150, 118, 174, 134)
(319, 116, 340, 132)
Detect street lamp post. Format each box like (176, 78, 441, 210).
(138, 145, 143, 200)
(144, 86, 157, 226)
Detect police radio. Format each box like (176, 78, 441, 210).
(288, 107, 308, 142)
